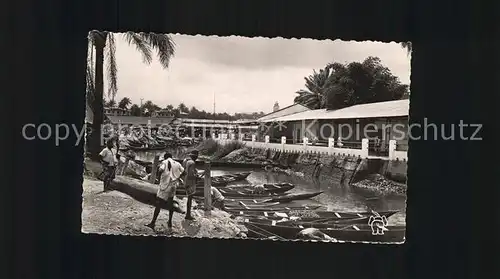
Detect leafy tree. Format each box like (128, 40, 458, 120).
(294, 57, 409, 110)
(141, 100, 161, 116)
(165, 104, 174, 112)
(178, 103, 189, 113)
(86, 31, 175, 159)
(130, 104, 141, 116)
(118, 97, 132, 109)
(104, 98, 116, 108)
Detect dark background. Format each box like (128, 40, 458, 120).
(4, 0, 496, 278)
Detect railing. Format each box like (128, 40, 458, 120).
(213, 133, 408, 161)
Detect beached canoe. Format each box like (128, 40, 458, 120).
(243, 220, 406, 242)
(109, 176, 183, 211)
(228, 209, 399, 220)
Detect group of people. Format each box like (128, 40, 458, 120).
(98, 140, 225, 232)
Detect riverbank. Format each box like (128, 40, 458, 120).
(82, 176, 248, 238)
(195, 139, 407, 196)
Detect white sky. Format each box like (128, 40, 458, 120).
(103, 33, 411, 114)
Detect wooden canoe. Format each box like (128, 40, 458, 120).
(268, 191, 323, 203)
(243, 216, 371, 226)
(243, 220, 406, 242)
(109, 176, 181, 211)
(229, 209, 399, 220)
(221, 183, 294, 194)
(224, 202, 322, 211)
(221, 191, 323, 205)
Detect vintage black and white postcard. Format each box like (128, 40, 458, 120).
(82, 32, 410, 243)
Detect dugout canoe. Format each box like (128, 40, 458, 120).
(222, 191, 323, 204)
(243, 220, 406, 242)
(176, 183, 294, 198)
(222, 191, 322, 205)
(242, 216, 371, 227)
(109, 176, 183, 211)
(269, 191, 323, 203)
(229, 209, 399, 220)
(220, 183, 294, 194)
(224, 201, 322, 211)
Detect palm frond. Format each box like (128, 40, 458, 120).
(124, 32, 153, 64)
(86, 41, 95, 109)
(138, 32, 176, 69)
(105, 33, 118, 99)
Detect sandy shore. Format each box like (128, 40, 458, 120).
(81, 176, 247, 238)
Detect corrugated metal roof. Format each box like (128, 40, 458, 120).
(258, 103, 310, 122)
(261, 99, 409, 122)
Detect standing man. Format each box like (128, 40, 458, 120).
(99, 139, 119, 191)
(145, 153, 185, 231)
(182, 150, 199, 220)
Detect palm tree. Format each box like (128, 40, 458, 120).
(86, 31, 175, 159)
(400, 42, 412, 56)
(105, 98, 116, 108)
(118, 97, 132, 109)
(294, 65, 339, 109)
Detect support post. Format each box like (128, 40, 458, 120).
(204, 161, 212, 215)
(361, 138, 369, 158)
(281, 136, 286, 151)
(328, 138, 335, 148)
(149, 155, 160, 184)
(388, 140, 397, 160)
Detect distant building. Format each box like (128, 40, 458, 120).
(106, 115, 176, 127)
(273, 101, 280, 112)
(104, 107, 130, 116)
(151, 109, 172, 117)
(260, 99, 410, 156)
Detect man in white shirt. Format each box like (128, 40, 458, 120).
(99, 139, 119, 191)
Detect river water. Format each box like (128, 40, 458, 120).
(133, 150, 406, 226)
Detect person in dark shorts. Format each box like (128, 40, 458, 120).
(99, 139, 119, 191)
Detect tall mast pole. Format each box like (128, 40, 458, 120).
(213, 92, 215, 123)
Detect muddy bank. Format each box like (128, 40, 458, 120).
(351, 174, 407, 196)
(82, 177, 248, 238)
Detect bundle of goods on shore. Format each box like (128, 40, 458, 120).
(104, 174, 404, 242)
